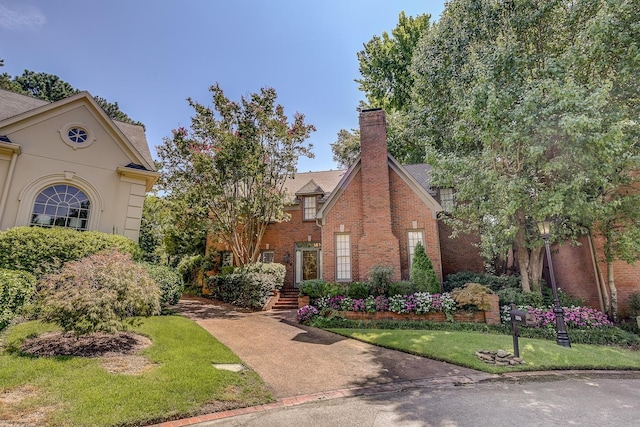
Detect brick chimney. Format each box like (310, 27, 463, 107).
(357, 109, 401, 281)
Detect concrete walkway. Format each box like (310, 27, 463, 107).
(148, 296, 496, 426)
(174, 296, 490, 399)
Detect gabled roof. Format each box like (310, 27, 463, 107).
(316, 154, 443, 221)
(296, 179, 325, 195)
(283, 169, 346, 203)
(0, 89, 154, 170)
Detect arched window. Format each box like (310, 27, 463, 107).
(30, 184, 91, 230)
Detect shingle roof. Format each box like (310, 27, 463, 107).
(0, 89, 49, 121)
(283, 170, 346, 203)
(403, 163, 436, 194)
(0, 89, 154, 169)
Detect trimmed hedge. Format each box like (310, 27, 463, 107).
(143, 263, 184, 305)
(207, 262, 286, 309)
(0, 227, 142, 277)
(0, 269, 36, 330)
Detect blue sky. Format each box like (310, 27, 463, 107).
(1, 1, 445, 172)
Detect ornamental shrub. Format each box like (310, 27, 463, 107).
(0, 226, 142, 277)
(38, 251, 161, 335)
(207, 262, 285, 309)
(0, 269, 36, 330)
(443, 270, 520, 292)
(347, 281, 370, 299)
(296, 305, 319, 324)
(388, 281, 417, 296)
(143, 263, 184, 305)
(368, 265, 394, 296)
(410, 243, 440, 293)
(450, 283, 494, 311)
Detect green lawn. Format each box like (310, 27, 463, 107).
(0, 316, 272, 426)
(329, 328, 640, 374)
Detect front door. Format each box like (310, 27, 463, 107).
(294, 242, 322, 288)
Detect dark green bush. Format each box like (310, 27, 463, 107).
(38, 251, 161, 335)
(0, 227, 142, 277)
(299, 279, 330, 298)
(143, 263, 184, 305)
(496, 287, 544, 307)
(207, 262, 285, 310)
(444, 271, 520, 292)
(388, 281, 416, 296)
(369, 265, 394, 296)
(410, 243, 440, 293)
(347, 282, 370, 299)
(1, 269, 36, 330)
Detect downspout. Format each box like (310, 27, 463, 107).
(0, 151, 19, 225)
(587, 229, 607, 313)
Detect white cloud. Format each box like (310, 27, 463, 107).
(0, 3, 46, 30)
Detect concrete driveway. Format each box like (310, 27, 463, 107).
(175, 296, 492, 399)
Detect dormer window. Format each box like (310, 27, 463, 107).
(303, 196, 316, 220)
(440, 188, 455, 213)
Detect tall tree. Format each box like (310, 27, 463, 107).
(411, 0, 640, 293)
(332, 12, 431, 166)
(1, 69, 142, 126)
(157, 84, 315, 266)
(356, 12, 431, 112)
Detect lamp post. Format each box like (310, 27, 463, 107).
(537, 220, 571, 348)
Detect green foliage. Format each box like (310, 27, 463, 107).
(330, 128, 361, 168)
(315, 318, 640, 348)
(357, 12, 431, 112)
(38, 252, 161, 335)
(299, 279, 332, 298)
(444, 271, 521, 292)
(235, 262, 286, 291)
(346, 282, 370, 299)
(207, 262, 285, 309)
(2, 69, 142, 125)
(0, 269, 36, 330)
(495, 287, 544, 308)
(410, 243, 440, 293)
(143, 263, 184, 306)
(408, 0, 640, 293)
(0, 226, 141, 277)
(368, 265, 394, 296)
(157, 84, 315, 266)
(388, 281, 416, 296)
(628, 293, 640, 317)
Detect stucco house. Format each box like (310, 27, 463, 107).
(0, 89, 158, 241)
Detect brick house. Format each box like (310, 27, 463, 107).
(209, 108, 484, 292)
(209, 108, 639, 317)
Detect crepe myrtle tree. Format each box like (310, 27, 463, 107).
(157, 84, 315, 266)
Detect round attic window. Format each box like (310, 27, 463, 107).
(59, 123, 95, 149)
(67, 127, 88, 143)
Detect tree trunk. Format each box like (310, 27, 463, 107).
(528, 247, 544, 294)
(607, 260, 618, 322)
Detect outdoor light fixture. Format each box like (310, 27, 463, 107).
(537, 219, 571, 347)
(283, 251, 291, 265)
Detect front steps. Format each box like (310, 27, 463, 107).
(272, 289, 300, 310)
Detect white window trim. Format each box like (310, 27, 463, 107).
(335, 233, 351, 282)
(407, 230, 425, 269)
(303, 196, 317, 221)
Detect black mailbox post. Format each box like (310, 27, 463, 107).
(510, 303, 535, 357)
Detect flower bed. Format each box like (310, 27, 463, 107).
(500, 304, 614, 328)
(298, 292, 501, 325)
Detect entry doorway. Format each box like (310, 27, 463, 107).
(294, 242, 322, 288)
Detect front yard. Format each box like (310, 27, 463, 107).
(330, 328, 640, 374)
(0, 316, 272, 426)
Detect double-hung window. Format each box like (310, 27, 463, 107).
(303, 196, 316, 220)
(335, 234, 351, 281)
(407, 230, 425, 268)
